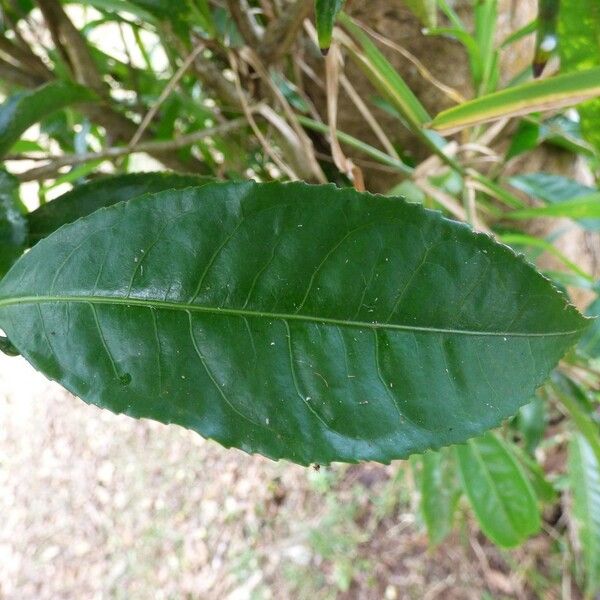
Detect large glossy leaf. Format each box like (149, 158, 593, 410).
(431, 68, 600, 134)
(315, 0, 345, 50)
(0, 81, 95, 158)
(456, 433, 541, 547)
(28, 172, 213, 245)
(569, 433, 600, 596)
(0, 170, 27, 278)
(558, 0, 600, 153)
(0, 182, 587, 464)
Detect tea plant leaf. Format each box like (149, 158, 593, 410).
(419, 448, 459, 545)
(431, 68, 600, 134)
(456, 433, 541, 547)
(0, 170, 27, 277)
(569, 433, 600, 596)
(315, 0, 345, 50)
(0, 182, 587, 465)
(558, 0, 600, 153)
(28, 172, 213, 245)
(0, 81, 96, 158)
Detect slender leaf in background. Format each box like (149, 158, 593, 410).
(339, 13, 431, 130)
(315, 0, 345, 51)
(456, 433, 541, 547)
(297, 115, 413, 174)
(553, 383, 600, 467)
(127, 0, 196, 37)
(0, 335, 19, 357)
(513, 442, 558, 505)
(0, 182, 588, 464)
(533, 0, 559, 77)
(506, 119, 540, 159)
(430, 68, 600, 134)
(569, 434, 600, 597)
(473, 0, 499, 94)
(540, 114, 597, 157)
(508, 172, 600, 230)
(0, 170, 27, 278)
(509, 172, 595, 204)
(0, 81, 96, 159)
(403, 0, 437, 28)
(500, 233, 595, 282)
(513, 396, 547, 455)
(28, 172, 213, 245)
(8, 140, 45, 154)
(64, 0, 157, 22)
(501, 18, 538, 49)
(505, 195, 600, 223)
(558, 0, 600, 154)
(419, 448, 459, 545)
(579, 297, 600, 359)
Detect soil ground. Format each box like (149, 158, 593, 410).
(0, 355, 571, 600)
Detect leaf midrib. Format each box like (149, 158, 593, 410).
(0, 294, 583, 338)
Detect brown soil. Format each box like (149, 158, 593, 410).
(0, 356, 574, 599)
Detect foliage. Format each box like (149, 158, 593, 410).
(0, 0, 599, 593)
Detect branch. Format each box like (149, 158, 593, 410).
(31, 1, 208, 173)
(37, 0, 106, 94)
(0, 57, 47, 88)
(0, 35, 53, 79)
(15, 116, 253, 182)
(259, 0, 312, 65)
(227, 0, 263, 46)
(129, 42, 205, 147)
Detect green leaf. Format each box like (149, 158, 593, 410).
(9, 140, 44, 154)
(499, 233, 595, 281)
(0, 81, 96, 159)
(506, 120, 540, 159)
(508, 172, 600, 230)
(28, 172, 213, 245)
(513, 396, 547, 455)
(456, 432, 541, 547)
(431, 68, 600, 134)
(509, 172, 595, 204)
(505, 194, 600, 222)
(339, 13, 431, 129)
(64, 0, 157, 22)
(558, 0, 600, 153)
(0, 170, 27, 278)
(419, 448, 459, 545)
(403, 0, 437, 27)
(511, 441, 557, 504)
(579, 297, 600, 359)
(0, 182, 587, 465)
(315, 0, 345, 50)
(569, 433, 600, 596)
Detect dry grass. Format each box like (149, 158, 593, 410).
(0, 356, 567, 599)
